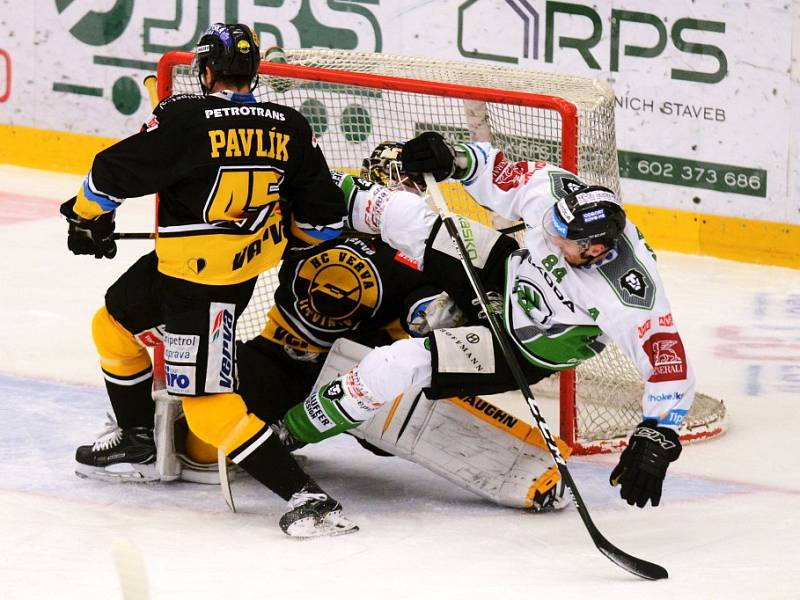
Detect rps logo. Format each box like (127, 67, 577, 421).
(643, 332, 687, 382)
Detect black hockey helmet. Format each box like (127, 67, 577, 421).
(194, 23, 260, 92)
(546, 185, 626, 249)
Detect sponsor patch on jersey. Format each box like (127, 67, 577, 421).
(136, 327, 163, 348)
(304, 392, 336, 432)
(205, 303, 236, 393)
(638, 319, 652, 339)
(164, 333, 200, 364)
(491, 154, 531, 191)
(620, 268, 647, 299)
(647, 391, 684, 403)
(293, 246, 381, 334)
(165, 364, 196, 395)
(657, 409, 688, 428)
(643, 331, 687, 383)
(430, 215, 500, 269)
(393, 250, 420, 270)
(433, 326, 495, 374)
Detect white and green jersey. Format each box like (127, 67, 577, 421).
(457, 143, 695, 431)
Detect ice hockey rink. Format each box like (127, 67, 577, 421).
(1, 164, 798, 600)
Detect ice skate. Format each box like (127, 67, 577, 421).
(75, 415, 158, 482)
(279, 483, 358, 539)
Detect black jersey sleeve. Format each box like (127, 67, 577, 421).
(283, 118, 346, 245)
(72, 99, 190, 219)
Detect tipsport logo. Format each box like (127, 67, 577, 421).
(457, 0, 727, 84)
(52, 0, 382, 116)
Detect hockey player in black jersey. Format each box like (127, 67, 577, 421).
(59, 24, 346, 507)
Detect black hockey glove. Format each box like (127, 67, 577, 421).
(59, 197, 117, 259)
(401, 131, 455, 182)
(609, 419, 681, 508)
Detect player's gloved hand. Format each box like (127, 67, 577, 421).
(401, 131, 455, 182)
(609, 419, 681, 508)
(59, 197, 117, 259)
(407, 292, 467, 336)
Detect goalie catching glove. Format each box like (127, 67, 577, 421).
(610, 419, 682, 508)
(59, 197, 117, 259)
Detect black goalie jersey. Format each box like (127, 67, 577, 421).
(259, 236, 439, 353)
(72, 91, 346, 285)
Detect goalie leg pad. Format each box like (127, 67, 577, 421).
(285, 337, 433, 443)
(316, 341, 568, 509)
(353, 393, 571, 510)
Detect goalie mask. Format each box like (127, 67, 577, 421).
(193, 23, 260, 93)
(543, 185, 626, 264)
(360, 141, 425, 193)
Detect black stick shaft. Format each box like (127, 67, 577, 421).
(113, 232, 155, 240)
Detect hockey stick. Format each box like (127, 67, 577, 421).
(113, 232, 155, 240)
(422, 173, 668, 581)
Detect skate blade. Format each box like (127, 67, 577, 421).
(75, 462, 159, 483)
(284, 511, 359, 539)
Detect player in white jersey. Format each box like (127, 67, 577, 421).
(278, 132, 693, 510)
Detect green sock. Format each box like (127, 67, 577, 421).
(284, 380, 361, 443)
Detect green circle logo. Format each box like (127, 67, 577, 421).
(112, 76, 141, 115)
(300, 99, 328, 137)
(340, 104, 371, 143)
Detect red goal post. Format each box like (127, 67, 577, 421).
(153, 48, 725, 454)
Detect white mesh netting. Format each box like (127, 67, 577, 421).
(163, 48, 724, 451)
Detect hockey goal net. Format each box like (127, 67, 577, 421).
(156, 48, 725, 454)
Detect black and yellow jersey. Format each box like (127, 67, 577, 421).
(73, 90, 346, 285)
(260, 236, 441, 353)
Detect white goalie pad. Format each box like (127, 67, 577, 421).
(316, 339, 571, 510)
(152, 390, 231, 485)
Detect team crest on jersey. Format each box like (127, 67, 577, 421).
(549, 171, 587, 199)
(512, 277, 553, 326)
(293, 246, 381, 334)
(620, 268, 647, 298)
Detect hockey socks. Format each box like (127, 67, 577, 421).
(235, 433, 313, 500)
(284, 370, 378, 444)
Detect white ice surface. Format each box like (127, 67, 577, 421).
(1, 165, 799, 599)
